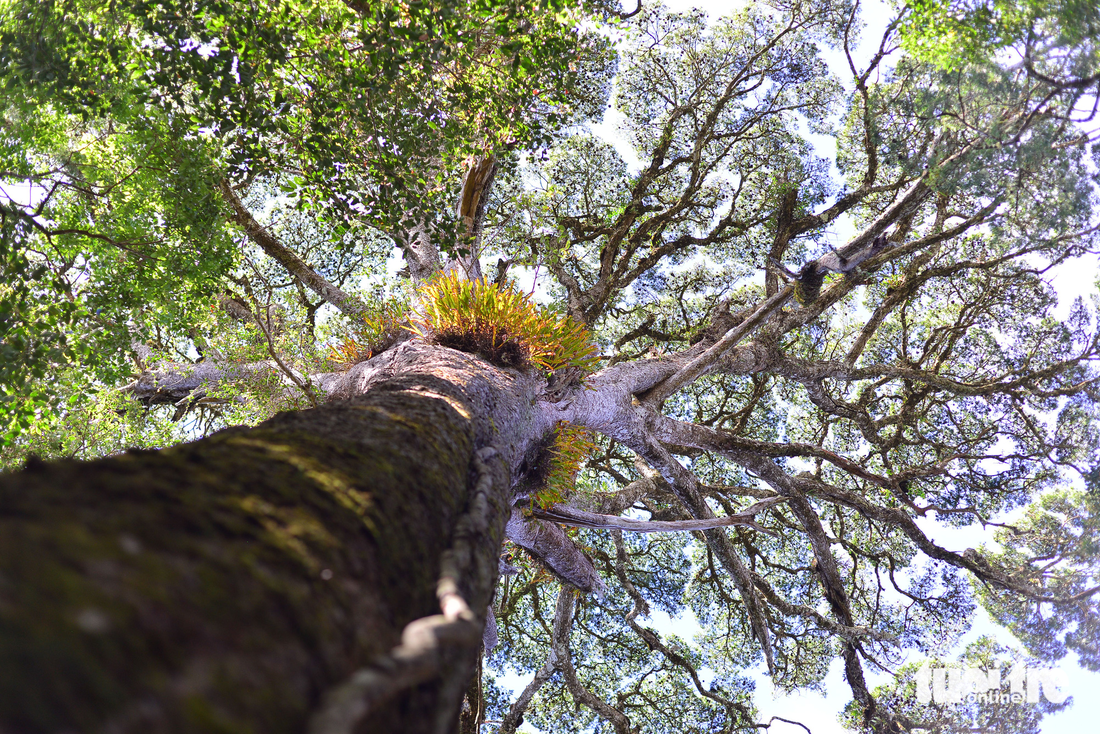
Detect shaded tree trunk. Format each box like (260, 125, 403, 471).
(0, 343, 547, 734)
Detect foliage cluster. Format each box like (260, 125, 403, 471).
(0, 0, 615, 255)
(0, 380, 180, 469)
(533, 421, 597, 509)
(901, 0, 1100, 72)
(0, 0, 615, 438)
(0, 207, 82, 441)
(409, 271, 598, 373)
(326, 298, 409, 369)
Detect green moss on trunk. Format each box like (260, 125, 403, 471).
(0, 372, 494, 734)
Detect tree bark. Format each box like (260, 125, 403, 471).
(0, 343, 548, 734)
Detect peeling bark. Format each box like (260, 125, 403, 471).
(450, 154, 498, 282)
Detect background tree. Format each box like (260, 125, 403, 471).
(1, 1, 1099, 733)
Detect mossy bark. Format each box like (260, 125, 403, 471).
(0, 346, 542, 734)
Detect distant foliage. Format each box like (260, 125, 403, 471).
(409, 271, 599, 374)
(0, 210, 81, 441)
(900, 0, 1099, 71)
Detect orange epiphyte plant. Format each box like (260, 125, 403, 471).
(408, 270, 598, 373)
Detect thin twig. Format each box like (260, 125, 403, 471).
(241, 262, 320, 408)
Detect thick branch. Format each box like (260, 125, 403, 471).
(634, 434, 777, 674)
(505, 509, 606, 596)
(549, 588, 633, 734)
(220, 181, 369, 319)
(453, 154, 498, 281)
(124, 361, 278, 405)
(611, 532, 754, 726)
(641, 285, 793, 404)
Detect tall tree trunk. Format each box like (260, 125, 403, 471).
(0, 343, 548, 734)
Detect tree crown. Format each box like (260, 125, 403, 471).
(2, 0, 1099, 731)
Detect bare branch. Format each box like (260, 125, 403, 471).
(534, 496, 785, 534)
(505, 509, 606, 596)
(220, 180, 370, 319)
(611, 532, 755, 726)
(641, 285, 794, 405)
(549, 588, 633, 734)
(755, 716, 814, 734)
(498, 659, 556, 734)
(241, 262, 320, 408)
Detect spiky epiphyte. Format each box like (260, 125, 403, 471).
(532, 422, 597, 509)
(327, 299, 408, 369)
(409, 271, 599, 373)
(791, 262, 826, 305)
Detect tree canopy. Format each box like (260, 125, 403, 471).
(2, 0, 1100, 732)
